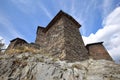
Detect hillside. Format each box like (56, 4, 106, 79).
(0, 52, 120, 80)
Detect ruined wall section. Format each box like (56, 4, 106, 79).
(35, 15, 89, 61)
(86, 43, 113, 61)
(7, 41, 18, 50)
(63, 16, 89, 61)
(7, 39, 28, 50)
(6, 38, 28, 53)
(35, 27, 46, 48)
(46, 17, 65, 58)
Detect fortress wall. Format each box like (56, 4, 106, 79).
(6, 11, 113, 61)
(7, 41, 17, 50)
(35, 15, 89, 61)
(86, 43, 113, 61)
(35, 27, 46, 48)
(46, 17, 65, 57)
(6, 38, 28, 51)
(63, 16, 89, 61)
(34, 11, 112, 61)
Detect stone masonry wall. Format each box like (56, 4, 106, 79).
(46, 17, 65, 58)
(35, 15, 89, 61)
(63, 16, 89, 61)
(7, 39, 28, 50)
(7, 41, 16, 50)
(7, 11, 112, 62)
(35, 27, 46, 48)
(87, 43, 113, 61)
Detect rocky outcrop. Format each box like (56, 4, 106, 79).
(0, 53, 120, 80)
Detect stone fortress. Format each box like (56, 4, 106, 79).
(6, 10, 113, 61)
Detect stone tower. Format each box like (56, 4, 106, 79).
(35, 10, 88, 61)
(6, 38, 28, 50)
(86, 42, 113, 61)
(35, 26, 46, 48)
(6, 10, 113, 61)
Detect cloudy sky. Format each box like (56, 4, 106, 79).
(0, 0, 120, 62)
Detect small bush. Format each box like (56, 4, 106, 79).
(37, 58, 44, 62)
(72, 64, 83, 69)
(6, 46, 39, 54)
(52, 57, 59, 62)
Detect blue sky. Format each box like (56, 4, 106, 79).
(0, 0, 120, 62)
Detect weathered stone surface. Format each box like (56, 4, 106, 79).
(35, 11, 88, 61)
(63, 16, 88, 61)
(6, 10, 112, 62)
(0, 53, 119, 80)
(86, 42, 113, 61)
(35, 11, 112, 62)
(6, 38, 28, 50)
(35, 26, 46, 48)
(46, 17, 65, 58)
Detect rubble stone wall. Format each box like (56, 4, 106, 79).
(63, 16, 88, 61)
(6, 11, 113, 61)
(46, 17, 65, 58)
(35, 16, 89, 61)
(7, 39, 28, 50)
(87, 44, 113, 61)
(35, 27, 46, 48)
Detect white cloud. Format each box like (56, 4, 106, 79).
(0, 15, 20, 37)
(11, 0, 53, 19)
(0, 36, 4, 42)
(37, 3, 53, 19)
(70, 0, 99, 36)
(71, 0, 76, 15)
(102, 0, 113, 18)
(11, 0, 37, 15)
(0, 13, 26, 45)
(103, 6, 120, 26)
(0, 36, 8, 49)
(82, 6, 120, 62)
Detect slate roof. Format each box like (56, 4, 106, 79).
(37, 10, 81, 33)
(10, 38, 27, 43)
(86, 42, 104, 48)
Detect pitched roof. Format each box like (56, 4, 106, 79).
(86, 42, 104, 47)
(10, 38, 27, 43)
(37, 10, 81, 33)
(37, 26, 45, 34)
